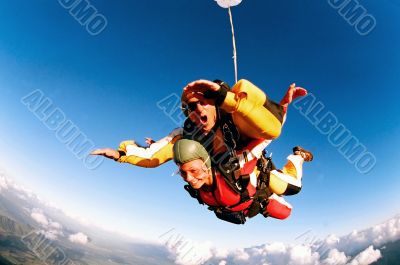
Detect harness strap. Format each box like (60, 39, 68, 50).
(184, 185, 203, 205)
(217, 173, 252, 211)
(247, 151, 275, 218)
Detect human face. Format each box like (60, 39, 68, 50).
(186, 99, 217, 134)
(178, 159, 212, 189)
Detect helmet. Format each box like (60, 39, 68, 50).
(173, 139, 211, 168)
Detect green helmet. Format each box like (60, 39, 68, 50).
(173, 139, 211, 168)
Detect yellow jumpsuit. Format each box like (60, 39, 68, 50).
(117, 79, 304, 196)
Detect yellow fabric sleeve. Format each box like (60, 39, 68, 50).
(117, 135, 182, 168)
(118, 140, 136, 153)
(221, 79, 282, 140)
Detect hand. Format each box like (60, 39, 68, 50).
(280, 83, 308, 108)
(90, 148, 120, 160)
(183, 79, 221, 105)
(145, 137, 155, 145)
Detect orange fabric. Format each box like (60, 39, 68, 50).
(282, 161, 298, 178)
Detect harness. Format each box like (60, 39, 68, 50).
(184, 149, 274, 224)
(181, 81, 277, 224)
(183, 109, 276, 224)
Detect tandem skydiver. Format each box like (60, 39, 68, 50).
(91, 79, 307, 166)
(172, 138, 313, 224)
(91, 79, 312, 222)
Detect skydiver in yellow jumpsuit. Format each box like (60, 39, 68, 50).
(91, 79, 312, 198)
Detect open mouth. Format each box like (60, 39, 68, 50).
(200, 114, 208, 124)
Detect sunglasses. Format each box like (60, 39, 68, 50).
(184, 101, 207, 113)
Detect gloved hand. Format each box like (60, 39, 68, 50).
(183, 79, 228, 106)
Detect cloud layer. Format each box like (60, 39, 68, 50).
(30, 208, 64, 240)
(29, 207, 89, 245)
(165, 215, 400, 265)
(1, 169, 397, 265)
(0, 174, 9, 191)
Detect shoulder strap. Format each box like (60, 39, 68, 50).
(247, 152, 276, 218)
(184, 185, 204, 205)
(217, 108, 241, 154)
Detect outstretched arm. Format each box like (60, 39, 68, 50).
(91, 148, 121, 160)
(279, 83, 307, 113)
(91, 135, 182, 168)
(125, 128, 183, 159)
(117, 135, 181, 168)
(91, 128, 183, 168)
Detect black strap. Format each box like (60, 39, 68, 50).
(214, 208, 246, 225)
(217, 107, 240, 155)
(203, 80, 229, 106)
(184, 185, 203, 205)
(248, 151, 275, 218)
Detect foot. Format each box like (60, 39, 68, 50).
(293, 146, 313, 162)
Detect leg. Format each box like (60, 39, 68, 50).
(268, 146, 313, 196)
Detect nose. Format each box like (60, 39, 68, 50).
(194, 102, 205, 112)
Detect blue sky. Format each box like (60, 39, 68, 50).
(0, 0, 399, 249)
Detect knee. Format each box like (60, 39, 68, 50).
(269, 170, 302, 196)
(232, 79, 266, 106)
(283, 184, 302, 196)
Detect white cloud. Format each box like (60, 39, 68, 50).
(39, 229, 64, 240)
(215, 0, 242, 8)
(16, 193, 28, 201)
(348, 246, 381, 265)
(0, 167, 395, 265)
(170, 240, 213, 265)
(232, 248, 250, 262)
(325, 234, 340, 246)
(321, 249, 348, 265)
(0, 171, 37, 199)
(0, 174, 9, 191)
(31, 208, 49, 226)
(288, 245, 320, 265)
(320, 215, 400, 255)
(265, 242, 287, 254)
(166, 215, 400, 265)
(212, 247, 230, 259)
(50, 221, 62, 230)
(160, 230, 214, 265)
(69, 232, 89, 245)
(30, 209, 64, 240)
(0, 170, 143, 245)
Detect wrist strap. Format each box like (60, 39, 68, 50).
(203, 80, 230, 106)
